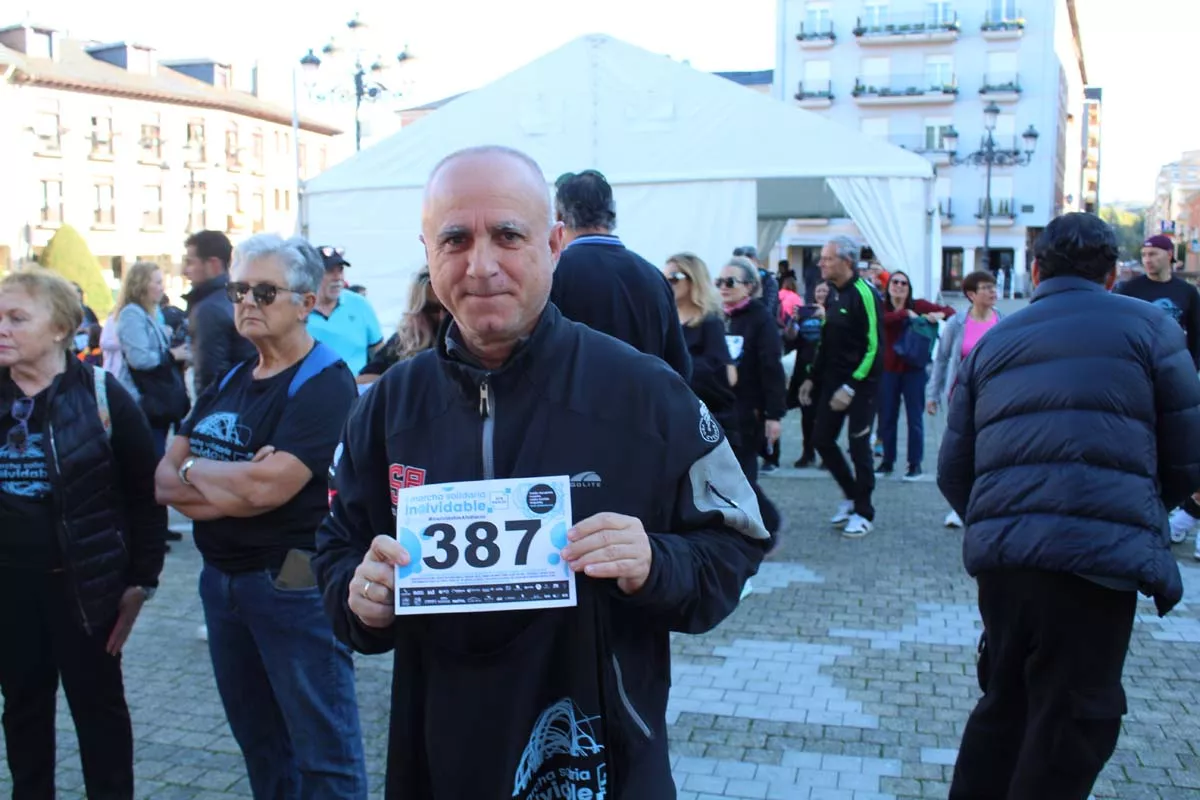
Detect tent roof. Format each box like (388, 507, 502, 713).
(306, 33, 931, 197)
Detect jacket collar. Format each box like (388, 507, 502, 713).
(184, 272, 230, 307)
(1030, 276, 1109, 302)
(565, 233, 623, 250)
(437, 302, 564, 390)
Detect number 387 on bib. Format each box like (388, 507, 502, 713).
(393, 476, 576, 616)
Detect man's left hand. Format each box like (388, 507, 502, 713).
(105, 587, 147, 655)
(562, 512, 653, 595)
(830, 388, 853, 412)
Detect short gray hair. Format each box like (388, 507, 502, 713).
(232, 234, 325, 303)
(828, 235, 862, 266)
(725, 256, 761, 295)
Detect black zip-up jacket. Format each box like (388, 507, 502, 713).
(315, 303, 767, 800)
(808, 276, 883, 391)
(184, 273, 256, 396)
(725, 299, 787, 422)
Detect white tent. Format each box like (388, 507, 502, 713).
(304, 33, 938, 327)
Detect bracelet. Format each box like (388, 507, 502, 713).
(178, 457, 196, 486)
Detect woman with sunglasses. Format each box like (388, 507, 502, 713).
(878, 271, 954, 480)
(357, 268, 446, 385)
(0, 269, 166, 799)
(718, 256, 786, 537)
(663, 253, 739, 443)
(156, 234, 368, 798)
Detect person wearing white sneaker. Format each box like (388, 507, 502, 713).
(944, 509, 963, 529)
(1169, 505, 1197, 544)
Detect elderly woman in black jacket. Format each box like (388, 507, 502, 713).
(0, 269, 166, 799)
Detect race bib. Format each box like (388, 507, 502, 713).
(394, 476, 576, 615)
(725, 334, 745, 361)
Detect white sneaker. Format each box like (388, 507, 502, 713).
(830, 500, 855, 526)
(1169, 508, 1196, 544)
(842, 514, 873, 538)
(196, 624, 208, 642)
(739, 579, 754, 601)
(944, 509, 963, 528)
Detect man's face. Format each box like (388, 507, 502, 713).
(1142, 246, 1171, 274)
(183, 245, 221, 285)
(819, 243, 851, 282)
(319, 266, 344, 304)
(421, 152, 564, 348)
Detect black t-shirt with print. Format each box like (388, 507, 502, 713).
(0, 383, 56, 569)
(180, 354, 356, 573)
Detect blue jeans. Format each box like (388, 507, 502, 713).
(879, 368, 927, 471)
(199, 563, 368, 800)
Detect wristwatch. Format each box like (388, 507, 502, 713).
(178, 457, 197, 486)
(139, 586, 156, 602)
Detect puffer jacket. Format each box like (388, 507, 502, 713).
(938, 277, 1200, 616)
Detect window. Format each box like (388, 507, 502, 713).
(804, 60, 831, 82)
(34, 101, 61, 153)
(989, 176, 1015, 213)
(40, 180, 63, 225)
(282, 131, 291, 155)
(804, 1, 833, 33)
(935, 176, 951, 202)
(319, 145, 328, 173)
(924, 116, 954, 149)
(227, 187, 241, 214)
(284, 190, 291, 211)
(298, 142, 308, 179)
(989, 0, 1017, 20)
(142, 185, 163, 229)
(90, 110, 114, 158)
(93, 181, 115, 227)
(252, 190, 266, 232)
(863, 1, 890, 27)
(861, 117, 890, 139)
(925, 55, 954, 87)
(862, 57, 890, 80)
(251, 128, 265, 172)
(141, 116, 162, 162)
(214, 65, 231, 89)
(927, 0, 953, 25)
(986, 51, 1019, 85)
(128, 47, 152, 73)
(186, 120, 206, 163)
(189, 181, 207, 232)
(225, 125, 240, 168)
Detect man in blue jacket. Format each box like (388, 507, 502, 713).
(939, 212, 1200, 800)
(314, 145, 768, 800)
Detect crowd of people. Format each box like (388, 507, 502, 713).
(1, 143, 1199, 800)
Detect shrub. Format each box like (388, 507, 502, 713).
(40, 224, 114, 318)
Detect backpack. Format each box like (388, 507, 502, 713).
(893, 316, 939, 369)
(93, 365, 112, 440)
(217, 341, 343, 398)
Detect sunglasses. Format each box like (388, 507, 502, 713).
(225, 282, 303, 306)
(319, 246, 345, 258)
(891, 280, 909, 287)
(714, 278, 748, 289)
(666, 272, 689, 284)
(7, 397, 33, 453)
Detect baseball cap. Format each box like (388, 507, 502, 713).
(1143, 234, 1174, 253)
(318, 245, 351, 270)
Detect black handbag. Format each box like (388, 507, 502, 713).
(126, 309, 190, 426)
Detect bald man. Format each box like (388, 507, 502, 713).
(314, 146, 768, 799)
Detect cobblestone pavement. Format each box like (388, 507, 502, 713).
(3, 405, 1200, 799)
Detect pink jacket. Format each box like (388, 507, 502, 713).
(778, 289, 804, 322)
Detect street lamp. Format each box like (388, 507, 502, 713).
(300, 13, 412, 152)
(944, 101, 1039, 273)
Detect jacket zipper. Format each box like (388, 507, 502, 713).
(48, 424, 93, 635)
(479, 377, 495, 480)
(611, 653, 653, 740)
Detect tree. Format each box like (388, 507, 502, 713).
(1100, 205, 1147, 262)
(40, 224, 114, 318)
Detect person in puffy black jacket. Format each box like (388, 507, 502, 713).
(939, 213, 1200, 800)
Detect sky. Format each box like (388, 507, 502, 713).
(22, 0, 1198, 204)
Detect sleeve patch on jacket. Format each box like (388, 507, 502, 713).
(698, 401, 722, 444)
(688, 440, 770, 541)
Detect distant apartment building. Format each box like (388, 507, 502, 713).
(1080, 86, 1101, 212)
(1147, 151, 1200, 271)
(773, 0, 1091, 293)
(0, 22, 339, 287)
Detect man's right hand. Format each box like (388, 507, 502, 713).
(797, 380, 814, 407)
(349, 535, 410, 629)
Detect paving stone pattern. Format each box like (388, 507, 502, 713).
(3, 394, 1200, 798)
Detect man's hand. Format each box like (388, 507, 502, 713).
(765, 420, 782, 444)
(105, 587, 147, 655)
(562, 512, 653, 595)
(830, 388, 853, 412)
(349, 535, 410, 629)
(797, 380, 814, 407)
(926, 400, 939, 416)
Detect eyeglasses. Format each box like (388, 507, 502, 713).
(714, 278, 748, 289)
(319, 246, 345, 258)
(225, 282, 303, 306)
(666, 272, 689, 284)
(891, 280, 909, 287)
(7, 397, 33, 453)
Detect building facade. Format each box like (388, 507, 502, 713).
(1147, 151, 1200, 272)
(0, 23, 340, 295)
(773, 0, 1090, 294)
(1080, 86, 1101, 213)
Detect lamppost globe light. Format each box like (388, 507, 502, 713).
(299, 48, 321, 75)
(983, 102, 1001, 131)
(943, 125, 959, 155)
(1022, 125, 1039, 155)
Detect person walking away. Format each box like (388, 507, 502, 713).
(927, 270, 1001, 528)
(939, 213, 1200, 800)
(314, 146, 767, 799)
(788, 281, 829, 468)
(0, 269, 166, 800)
(878, 271, 954, 480)
(797, 236, 883, 537)
(184, 230, 256, 396)
(719, 256, 786, 538)
(156, 235, 368, 798)
(357, 268, 445, 386)
(307, 246, 384, 376)
(664, 252, 739, 448)
(550, 170, 692, 380)
(762, 276, 805, 472)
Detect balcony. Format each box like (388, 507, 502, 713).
(796, 23, 835, 49)
(853, 12, 960, 45)
(889, 134, 952, 165)
(938, 199, 954, 227)
(976, 197, 1017, 226)
(852, 75, 958, 106)
(979, 73, 1022, 103)
(982, 14, 1025, 40)
(794, 80, 834, 109)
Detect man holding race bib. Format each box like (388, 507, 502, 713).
(314, 145, 768, 800)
